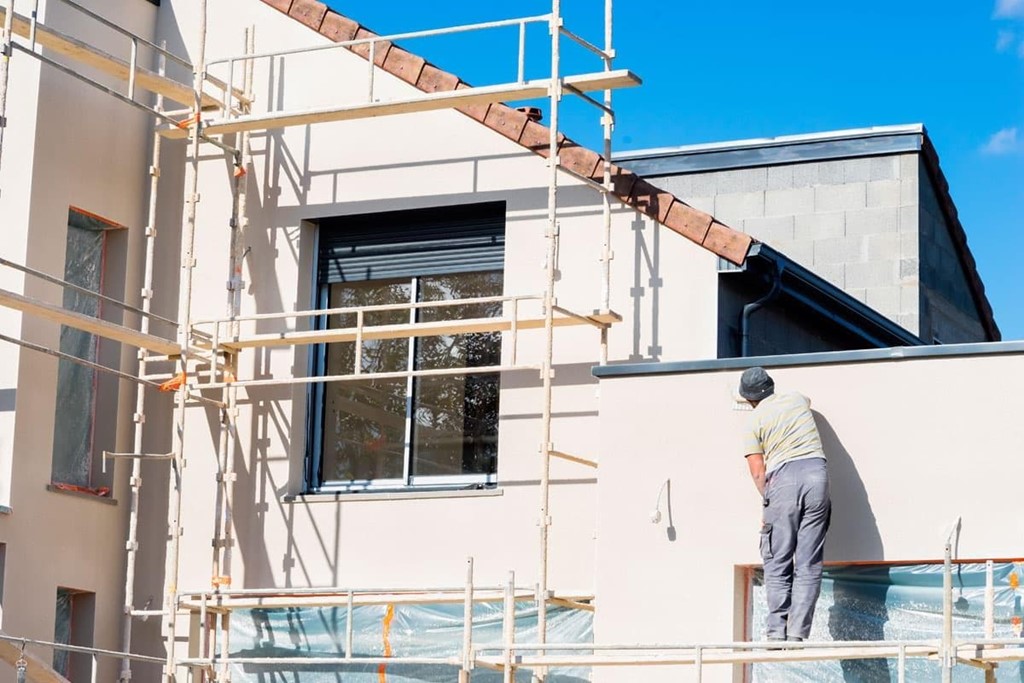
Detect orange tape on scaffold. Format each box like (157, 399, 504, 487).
(377, 603, 395, 683)
(173, 112, 201, 130)
(158, 371, 186, 392)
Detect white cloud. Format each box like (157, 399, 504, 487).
(981, 127, 1021, 154)
(995, 0, 1024, 18)
(997, 29, 1016, 51)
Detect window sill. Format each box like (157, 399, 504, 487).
(286, 487, 504, 503)
(46, 484, 118, 506)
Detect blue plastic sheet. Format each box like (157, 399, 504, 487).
(228, 601, 592, 682)
(750, 562, 1024, 682)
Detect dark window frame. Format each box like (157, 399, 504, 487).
(306, 203, 506, 493)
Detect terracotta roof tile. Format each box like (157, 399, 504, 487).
(352, 27, 391, 66)
(383, 46, 426, 86)
(320, 12, 358, 43)
(483, 103, 530, 142)
(558, 139, 602, 178)
(663, 201, 713, 244)
(257, 0, 755, 266)
(417, 64, 460, 93)
(589, 162, 638, 200)
(519, 120, 564, 158)
(453, 82, 491, 122)
(703, 221, 753, 265)
(629, 178, 676, 224)
(288, 0, 327, 30)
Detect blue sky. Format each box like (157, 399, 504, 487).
(326, 0, 1024, 340)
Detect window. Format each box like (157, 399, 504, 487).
(51, 208, 123, 493)
(308, 203, 505, 492)
(53, 587, 95, 681)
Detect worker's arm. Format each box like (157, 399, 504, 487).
(745, 453, 766, 497)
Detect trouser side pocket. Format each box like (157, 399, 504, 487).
(760, 522, 774, 561)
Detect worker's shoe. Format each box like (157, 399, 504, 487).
(786, 636, 804, 642)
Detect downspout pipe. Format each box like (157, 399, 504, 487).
(740, 263, 783, 357)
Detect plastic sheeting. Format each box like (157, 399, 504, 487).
(228, 601, 592, 682)
(51, 213, 106, 487)
(750, 562, 1024, 682)
(52, 588, 73, 677)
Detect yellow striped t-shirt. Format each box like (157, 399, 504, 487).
(741, 391, 825, 473)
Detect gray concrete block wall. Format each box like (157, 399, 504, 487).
(650, 153, 922, 336)
(917, 166, 987, 343)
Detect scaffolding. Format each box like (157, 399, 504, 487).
(0, 1, 1018, 683)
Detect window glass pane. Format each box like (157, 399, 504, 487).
(53, 588, 73, 676)
(321, 280, 411, 483)
(52, 221, 105, 486)
(412, 272, 502, 477)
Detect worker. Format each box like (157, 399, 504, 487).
(738, 366, 831, 642)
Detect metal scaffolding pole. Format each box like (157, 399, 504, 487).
(0, 0, 15, 174)
(163, 3, 209, 681)
(210, 26, 254, 683)
(119, 43, 167, 683)
(535, 1, 561, 677)
(599, 0, 614, 366)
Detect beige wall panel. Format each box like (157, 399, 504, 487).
(0, 0, 159, 679)
(594, 351, 1024, 682)
(132, 5, 720, 671)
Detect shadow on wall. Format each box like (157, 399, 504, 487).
(813, 411, 883, 562)
(630, 211, 662, 362)
(815, 411, 890, 682)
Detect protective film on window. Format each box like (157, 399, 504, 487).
(750, 562, 1024, 682)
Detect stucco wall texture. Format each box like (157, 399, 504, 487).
(0, 1, 1008, 681)
(595, 351, 1024, 682)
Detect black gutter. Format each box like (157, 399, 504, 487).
(739, 243, 923, 349)
(740, 260, 783, 357)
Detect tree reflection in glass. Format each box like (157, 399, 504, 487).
(413, 272, 502, 477)
(322, 279, 410, 482)
(320, 271, 502, 486)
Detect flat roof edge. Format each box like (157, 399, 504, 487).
(616, 124, 925, 160)
(592, 341, 1024, 379)
(614, 132, 924, 177)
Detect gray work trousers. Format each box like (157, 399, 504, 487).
(760, 457, 831, 640)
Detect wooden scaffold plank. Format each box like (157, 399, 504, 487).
(0, 288, 180, 355)
(159, 70, 642, 139)
(220, 310, 622, 351)
(0, 6, 229, 109)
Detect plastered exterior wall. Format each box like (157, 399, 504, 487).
(0, 0, 159, 680)
(593, 351, 1024, 682)
(118, 0, 725, 669)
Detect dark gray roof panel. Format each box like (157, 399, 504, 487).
(614, 125, 925, 176)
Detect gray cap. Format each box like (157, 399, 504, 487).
(739, 367, 774, 401)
